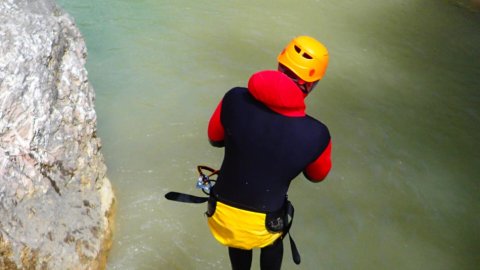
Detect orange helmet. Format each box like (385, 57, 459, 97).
(277, 36, 329, 82)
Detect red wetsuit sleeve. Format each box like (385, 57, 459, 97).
(304, 140, 332, 182)
(208, 100, 225, 147)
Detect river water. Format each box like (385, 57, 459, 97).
(56, 0, 480, 269)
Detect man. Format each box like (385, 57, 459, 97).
(207, 36, 332, 270)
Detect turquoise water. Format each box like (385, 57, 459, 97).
(57, 0, 480, 269)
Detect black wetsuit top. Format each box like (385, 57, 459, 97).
(213, 87, 330, 212)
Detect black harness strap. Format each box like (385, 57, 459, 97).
(284, 201, 301, 265)
(164, 192, 208, 203)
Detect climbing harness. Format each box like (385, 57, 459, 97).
(164, 165, 301, 265)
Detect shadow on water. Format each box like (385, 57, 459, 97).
(450, 0, 480, 11)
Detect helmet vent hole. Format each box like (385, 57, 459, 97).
(303, 53, 313, 59)
(294, 45, 301, 53)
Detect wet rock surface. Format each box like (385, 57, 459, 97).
(0, 0, 115, 269)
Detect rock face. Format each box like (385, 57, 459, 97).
(0, 0, 115, 269)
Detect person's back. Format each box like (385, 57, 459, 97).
(213, 73, 330, 212)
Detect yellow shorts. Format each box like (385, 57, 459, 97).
(207, 201, 283, 250)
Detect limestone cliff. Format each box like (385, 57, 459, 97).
(0, 0, 115, 269)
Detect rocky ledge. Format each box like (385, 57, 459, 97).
(0, 0, 115, 269)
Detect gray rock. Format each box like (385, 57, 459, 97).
(0, 0, 115, 269)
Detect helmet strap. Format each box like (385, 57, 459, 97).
(278, 64, 318, 94)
